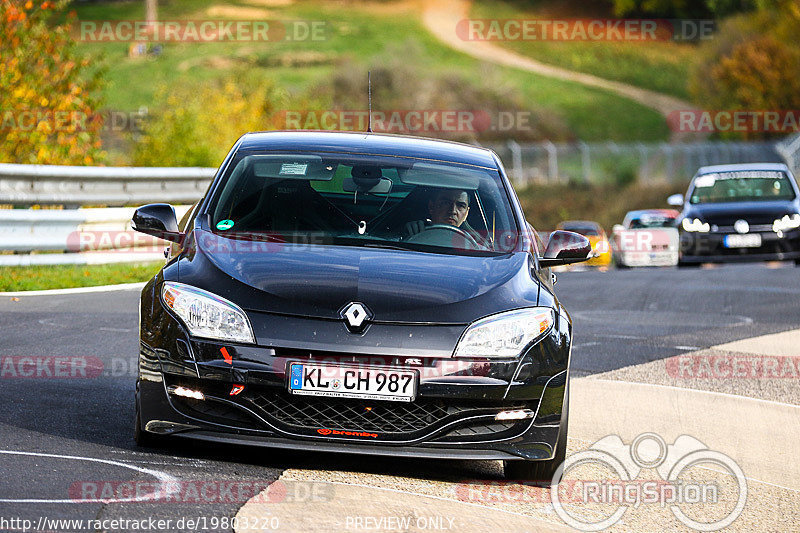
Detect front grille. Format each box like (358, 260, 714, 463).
(712, 224, 773, 233)
(245, 391, 524, 439)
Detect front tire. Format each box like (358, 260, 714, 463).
(134, 387, 165, 448)
(504, 383, 569, 483)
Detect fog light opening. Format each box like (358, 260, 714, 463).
(495, 409, 535, 421)
(170, 386, 205, 401)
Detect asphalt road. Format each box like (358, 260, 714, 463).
(0, 262, 796, 532)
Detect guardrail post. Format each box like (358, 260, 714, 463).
(507, 139, 523, 185)
(578, 141, 590, 183)
(544, 140, 558, 182)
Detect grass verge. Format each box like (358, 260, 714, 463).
(471, 0, 696, 101)
(73, 0, 669, 142)
(0, 262, 162, 292)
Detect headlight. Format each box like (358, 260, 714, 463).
(161, 282, 255, 344)
(681, 218, 710, 233)
(773, 214, 800, 233)
(453, 307, 555, 358)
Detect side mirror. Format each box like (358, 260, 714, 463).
(131, 203, 183, 243)
(538, 230, 592, 267)
(667, 194, 684, 207)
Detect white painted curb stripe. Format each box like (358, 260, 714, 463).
(0, 282, 146, 297)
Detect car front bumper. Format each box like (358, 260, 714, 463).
(137, 293, 572, 462)
(679, 229, 800, 263)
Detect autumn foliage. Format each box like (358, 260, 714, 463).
(689, 1, 800, 139)
(0, 0, 105, 164)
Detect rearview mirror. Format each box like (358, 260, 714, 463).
(131, 203, 183, 243)
(538, 230, 592, 267)
(667, 194, 684, 207)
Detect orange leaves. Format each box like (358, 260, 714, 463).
(0, 0, 105, 164)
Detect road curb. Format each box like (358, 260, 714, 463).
(571, 377, 800, 490)
(234, 479, 571, 533)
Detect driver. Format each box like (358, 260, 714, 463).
(405, 189, 470, 235)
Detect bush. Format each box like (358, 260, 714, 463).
(132, 75, 286, 167)
(517, 181, 685, 231)
(612, 0, 757, 18)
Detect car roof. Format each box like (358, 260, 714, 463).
(696, 163, 791, 176)
(236, 131, 499, 169)
(625, 209, 679, 219)
(558, 220, 602, 229)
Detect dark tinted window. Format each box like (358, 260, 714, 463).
(690, 171, 797, 204)
(207, 151, 519, 255)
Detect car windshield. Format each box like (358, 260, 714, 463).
(628, 213, 676, 228)
(689, 171, 797, 204)
(206, 151, 518, 255)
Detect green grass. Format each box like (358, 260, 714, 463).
(471, 0, 696, 101)
(72, 0, 669, 142)
(0, 262, 162, 291)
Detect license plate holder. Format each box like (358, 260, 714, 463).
(724, 234, 761, 248)
(288, 363, 418, 402)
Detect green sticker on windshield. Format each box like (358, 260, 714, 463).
(216, 219, 234, 231)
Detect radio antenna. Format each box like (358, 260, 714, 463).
(367, 71, 372, 133)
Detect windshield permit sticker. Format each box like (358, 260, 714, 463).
(279, 162, 308, 176)
(216, 219, 234, 231)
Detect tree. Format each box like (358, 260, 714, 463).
(0, 0, 105, 164)
(689, 2, 800, 138)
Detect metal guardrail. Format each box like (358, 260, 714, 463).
(0, 206, 191, 266)
(0, 163, 215, 206)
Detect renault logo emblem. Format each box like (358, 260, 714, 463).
(340, 302, 372, 333)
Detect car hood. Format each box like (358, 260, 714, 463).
(685, 200, 797, 225)
(178, 230, 537, 324)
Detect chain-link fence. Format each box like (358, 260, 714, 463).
(484, 140, 783, 186)
(776, 133, 800, 176)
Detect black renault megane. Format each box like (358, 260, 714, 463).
(132, 131, 590, 481)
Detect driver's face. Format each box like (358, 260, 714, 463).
(429, 190, 469, 227)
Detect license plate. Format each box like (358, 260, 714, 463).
(724, 234, 761, 248)
(288, 363, 417, 402)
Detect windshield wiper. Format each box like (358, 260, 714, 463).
(360, 242, 412, 251)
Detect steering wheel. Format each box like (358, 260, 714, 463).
(405, 224, 483, 250)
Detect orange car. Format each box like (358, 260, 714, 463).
(556, 220, 612, 266)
